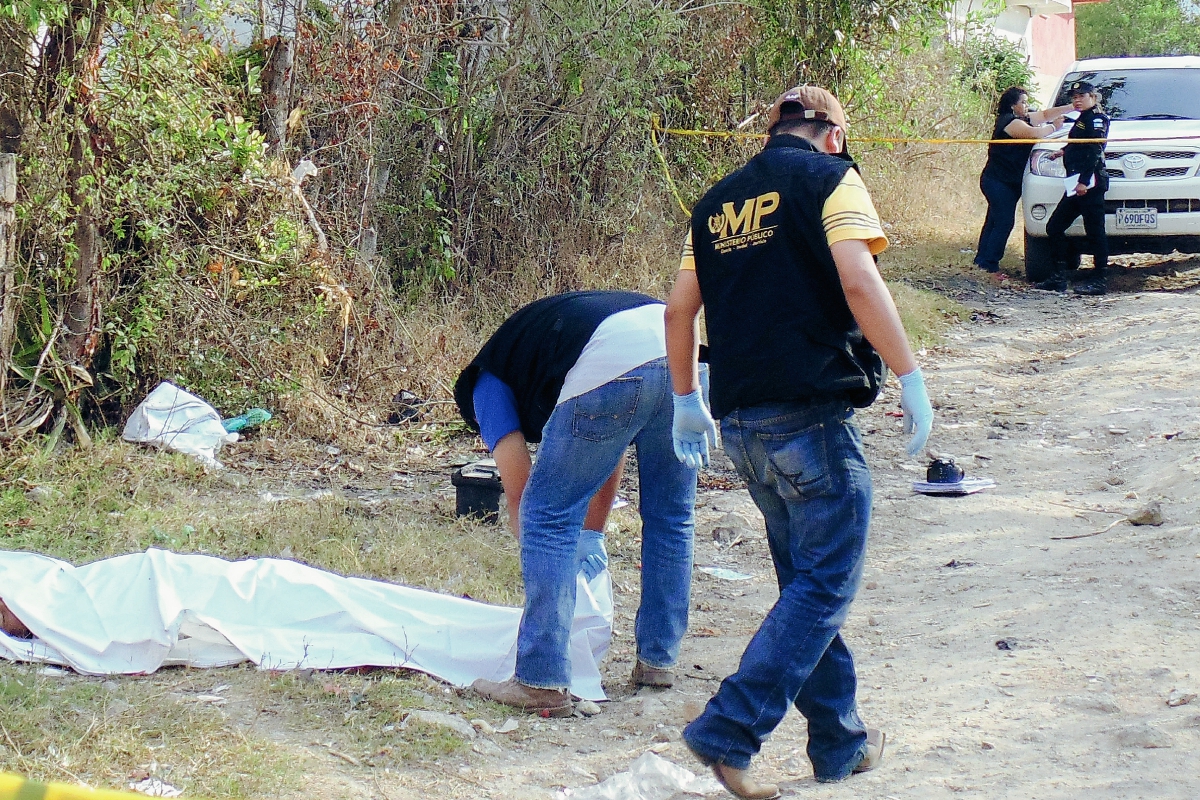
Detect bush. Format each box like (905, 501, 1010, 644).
(954, 28, 1036, 102)
(6, 2, 345, 431)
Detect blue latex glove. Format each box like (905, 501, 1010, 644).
(898, 368, 933, 457)
(672, 389, 718, 470)
(576, 529, 608, 581)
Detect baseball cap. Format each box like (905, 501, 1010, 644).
(766, 85, 848, 132)
(1067, 80, 1096, 96)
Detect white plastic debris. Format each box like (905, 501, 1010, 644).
(129, 778, 183, 798)
(291, 159, 319, 184)
(697, 566, 753, 581)
(557, 751, 722, 799)
(122, 382, 238, 468)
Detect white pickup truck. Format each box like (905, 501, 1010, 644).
(1021, 56, 1200, 281)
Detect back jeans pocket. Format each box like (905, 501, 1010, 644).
(760, 422, 834, 500)
(571, 377, 643, 442)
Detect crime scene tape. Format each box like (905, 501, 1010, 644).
(648, 116, 1200, 214)
(0, 774, 175, 800)
(651, 117, 1200, 146)
(649, 117, 691, 216)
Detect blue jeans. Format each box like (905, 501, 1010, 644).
(683, 400, 871, 780)
(515, 357, 697, 689)
(975, 174, 1022, 272)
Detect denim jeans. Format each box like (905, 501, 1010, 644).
(975, 174, 1022, 272)
(515, 357, 697, 690)
(683, 400, 871, 780)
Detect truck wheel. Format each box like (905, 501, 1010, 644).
(1024, 232, 1056, 282)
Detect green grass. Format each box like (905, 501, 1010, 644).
(0, 666, 290, 797)
(889, 281, 972, 350)
(0, 430, 522, 605)
(0, 429, 524, 793)
(253, 670, 490, 766)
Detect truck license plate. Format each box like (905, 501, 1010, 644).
(1116, 208, 1158, 229)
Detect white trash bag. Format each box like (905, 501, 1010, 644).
(123, 382, 237, 468)
(558, 752, 722, 800)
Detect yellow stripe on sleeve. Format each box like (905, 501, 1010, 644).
(822, 170, 888, 255)
(679, 229, 695, 271)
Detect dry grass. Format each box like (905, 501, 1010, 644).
(0, 666, 291, 797)
(0, 45, 996, 795)
(0, 431, 528, 793)
(0, 430, 522, 603)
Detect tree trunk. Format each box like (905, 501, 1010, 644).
(260, 35, 294, 153)
(0, 154, 17, 384)
(40, 0, 108, 366)
(64, 128, 102, 364)
(0, 20, 28, 394)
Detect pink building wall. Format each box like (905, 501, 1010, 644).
(1030, 12, 1077, 79)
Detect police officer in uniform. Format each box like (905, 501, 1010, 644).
(1038, 81, 1111, 295)
(664, 85, 934, 799)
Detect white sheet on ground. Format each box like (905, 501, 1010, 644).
(0, 549, 613, 701)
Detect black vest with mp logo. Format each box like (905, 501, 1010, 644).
(690, 135, 885, 418)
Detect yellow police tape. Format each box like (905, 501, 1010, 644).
(0, 774, 172, 800)
(649, 118, 691, 216)
(651, 118, 1200, 146)
(648, 117, 1200, 215)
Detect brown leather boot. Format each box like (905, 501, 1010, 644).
(470, 677, 573, 717)
(710, 763, 780, 800)
(631, 660, 674, 688)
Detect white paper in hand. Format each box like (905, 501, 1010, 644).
(1063, 174, 1096, 196)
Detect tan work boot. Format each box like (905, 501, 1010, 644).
(470, 677, 573, 717)
(631, 659, 674, 688)
(710, 763, 781, 800)
(852, 728, 886, 774)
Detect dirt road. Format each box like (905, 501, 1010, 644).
(354, 284, 1200, 800)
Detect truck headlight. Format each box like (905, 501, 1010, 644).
(1029, 149, 1066, 178)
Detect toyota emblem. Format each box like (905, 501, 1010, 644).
(1122, 153, 1147, 171)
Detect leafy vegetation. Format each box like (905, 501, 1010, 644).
(0, 0, 970, 436)
(1076, 0, 1200, 58)
(954, 28, 1036, 102)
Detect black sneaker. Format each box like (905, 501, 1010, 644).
(1074, 279, 1107, 296)
(1034, 274, 1068, 291)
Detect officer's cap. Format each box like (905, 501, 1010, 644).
(767, 85, 848, 133)
(1068, 80, 1097, 96)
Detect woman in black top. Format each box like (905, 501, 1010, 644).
(974, 87, 1072, 273)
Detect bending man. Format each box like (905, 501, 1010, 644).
(455, 290, 699, 715)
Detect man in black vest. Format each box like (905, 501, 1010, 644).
(456, 291, 700, 715)
(665, 86, 933, 799)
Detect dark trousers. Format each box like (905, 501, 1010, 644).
(975, 175, 1021, 272)
(1046, 188, 1108, 274)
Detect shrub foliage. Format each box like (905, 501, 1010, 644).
(0, 0, 960, 438)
